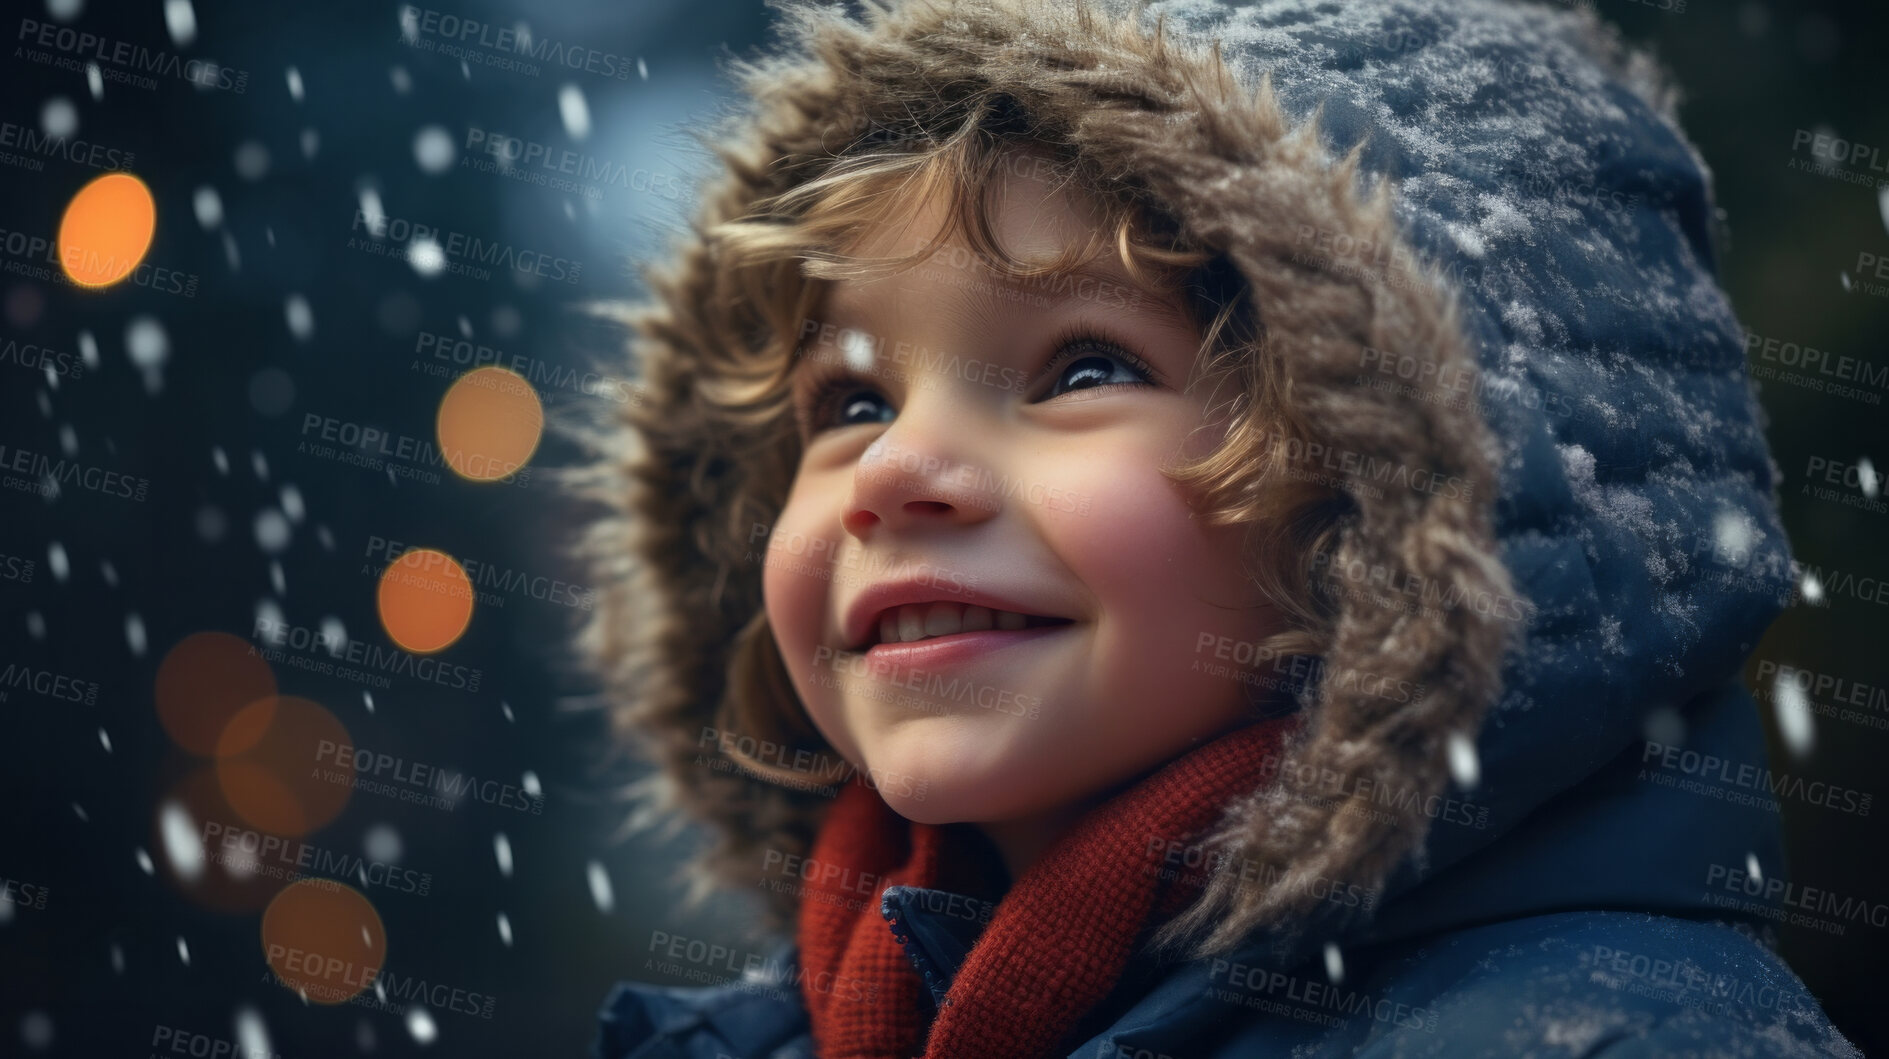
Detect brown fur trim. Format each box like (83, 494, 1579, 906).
(573, 0, 1518, 953)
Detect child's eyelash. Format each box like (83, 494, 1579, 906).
(791, 325, 1159, 435)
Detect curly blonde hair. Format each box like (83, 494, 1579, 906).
(581, 89, 1355, 925)
(704, 96, 1349, 784)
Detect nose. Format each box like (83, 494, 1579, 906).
(841, 422, 1000, 539)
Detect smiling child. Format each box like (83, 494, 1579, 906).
(579, 1, 1857, 1057)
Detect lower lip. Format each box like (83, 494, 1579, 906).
(861, 624, 1072, 669)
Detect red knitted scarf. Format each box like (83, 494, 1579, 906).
(796, 719, 1290, 1059)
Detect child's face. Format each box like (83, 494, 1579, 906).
(762, 160, 1279, 832)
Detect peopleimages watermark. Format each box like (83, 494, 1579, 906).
(696, 726, 928, 801)
(1146, 837, 1380, 913)
(364, 535, 594, 611)
(1745, 328, 1887, 406)
(1308, 548, 1531, 625)
(1262, 429, 1476, 504)
(1701, 863, 1889, 937)
(1, 873, 50, 912)
(461, 126, 686, 203)
(0, 223, 199, 297)
(746, 522, 985, 596)
(201, 819, 433, 897)
(251, 615, 483, 693)
(1638, 741, 1872, 816)
(856, 438, 1095, 515)
(0, 659, 100, 704)
(347, 209, 582, 285)
(1582, 944, 1783, 1017)
(298, 410, 534, 488)
(1207, 958, 1439, 1033)
(260, 949, 496, 1017)
(0, 116, 135, 175)
(1787, 128, 1889, 189)
(313, 740, 544, 816)
(1255, 748, 1491, 832)
(412, 329, 640, 405)
(798, 316, 1025, 394)
(1356, 344, 1578, 420)
(808, 645, 1044, 720)
(1799, 455, 1886, 516)
(1192, 634, 1427, 707)
(1753, 659, 1889, 733)
(644, 929, 876, 1005)
(1, 334, 84, 381)
(150, 1025, 281, 1059)
(0, 549, 34, 583)
(1847, 251, 1889, 301)
(14, 18, 250, 94)
(397, 6, 640, 81)
(0, 440, 150, 502)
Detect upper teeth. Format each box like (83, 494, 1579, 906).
(878, 602, 1033, 644)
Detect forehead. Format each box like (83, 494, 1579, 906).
(818, 170, 1196, 332)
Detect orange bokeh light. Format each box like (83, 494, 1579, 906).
(436, 366, 543, 482)
(376, 547, 475, 654)
(155, 631, 279, 757)
(261, 880, 386, 1004)
(58, 172, 157, 287)
(215, 695, 352, 837)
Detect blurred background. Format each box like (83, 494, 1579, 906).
(0, 0, 1882, 1055)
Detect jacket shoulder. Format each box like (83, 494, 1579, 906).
(1177, 911, 1856, 1058)
(593, 973, 812, 1059)
(1345, 911, 1860, 1059)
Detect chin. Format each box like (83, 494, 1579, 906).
(861, 728, 1075, 827)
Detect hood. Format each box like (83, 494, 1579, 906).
(576, 0, 1796, 961)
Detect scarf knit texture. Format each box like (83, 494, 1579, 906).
(796, 719, 1290, 1059)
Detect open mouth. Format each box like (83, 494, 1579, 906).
(871, 601, 1072, 646)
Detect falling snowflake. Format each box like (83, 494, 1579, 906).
(1800, 571, 1824, 604)
(413, 126, 456, 174)
(163, 0, 196, 47)
(161, 801, 203, 881)
(406, 1006, 437, 1045)
(192, 186, 223, 228)
(1771, 671, 1814, 758)
(176, 936, 191, 965)
(408, 236, 445, 278)
(233, 1007, 271, 1059)
(364, 824, 402, 863)
(1323, 942, 1345, 984)
(558, 84, 591, 140)
(496, 912, 513, 947)
(494, 833, 513, 878)
(233, 141, 270, 181)
(41, 97, 78, 139)
(285, 66, 304, 102)
(285, 293, 315, 341)
(125, 612, 147, 657)
(254, 508, 291, 553)
(587, 860, 614, 913)
(1446, 731, 1480, 789)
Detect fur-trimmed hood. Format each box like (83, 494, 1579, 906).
(578, 0, 1797, 973)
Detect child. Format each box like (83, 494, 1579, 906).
(581, 0, 1858, 1055)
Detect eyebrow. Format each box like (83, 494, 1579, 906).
(823, 261, 1197, 335)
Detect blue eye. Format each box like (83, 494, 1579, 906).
(791, 328, 1159, 437)
(1044, 349, 1149, 398)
